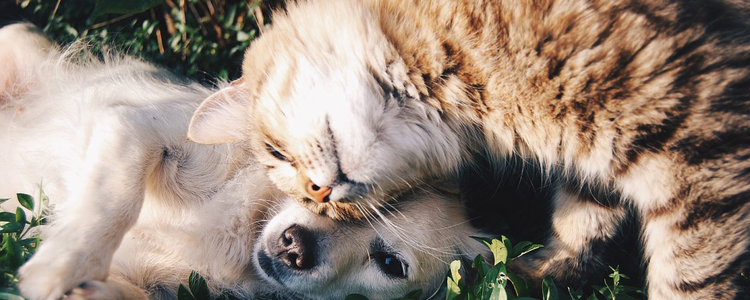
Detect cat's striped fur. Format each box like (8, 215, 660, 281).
(188, 0, 750, 298)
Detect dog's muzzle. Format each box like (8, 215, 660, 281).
(257, 224, 318, 285)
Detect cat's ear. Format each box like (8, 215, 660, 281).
(187, 78, 252, 144)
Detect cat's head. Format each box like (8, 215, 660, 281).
(187, 0, 466, 219)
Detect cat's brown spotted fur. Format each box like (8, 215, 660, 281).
(188, 0, 750, 298)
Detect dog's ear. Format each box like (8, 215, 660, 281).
(187, 78, 252, 144)
(0, 23, 55, 104)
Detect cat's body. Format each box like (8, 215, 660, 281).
(187, 0, 750, 298)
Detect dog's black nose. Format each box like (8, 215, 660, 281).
(276, 225, 316, 270)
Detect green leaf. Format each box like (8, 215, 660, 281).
(446, 260, 463, 300)
(236, 31, 250, 42)
(177, 284, 196, 300)
(489, 239, 509, 265)
(344, 294, 370, 300)
(514, 244, 544, 259)
(489, 287, 508, 300)
(14, 207, 26, 234)
(511, 241, 532, 257)
(592, 285, 607, 295)
(92, 0, 164, 17)
(567, 287, 583, 300)
(501, 237, 513, 258)
(450, 260, 463, 285)
(3, 234, 24, 269)
(472, 237, 509, 265)
(0, 212, 15, 222)
(38, 187, 49, 217)
(0, 198, 9, 205)
(16, 194, 33, 211)
(478, 262, 506, 300)
(506, 272, 529, 297)
(0, 291, 25, 300)
(618, 285, 643, 293)
(541, 276, 560, 300)
(586, 294, 600, 300)
(446, 277, 462, 300)
(1, 223, 23, 234)
(615, 295, 641, 300)
(15, 207, 26, 224)
(188, 271, 210, 300)
(17, 237, 38, 248)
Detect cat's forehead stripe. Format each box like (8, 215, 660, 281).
(270, 56, 298, 102)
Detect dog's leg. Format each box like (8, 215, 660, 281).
(18, 108, 165, 300)
(510, 183, 627, 289)
(65, 278, 148, 300)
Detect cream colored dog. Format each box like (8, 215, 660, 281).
(0, 23, 489, 300)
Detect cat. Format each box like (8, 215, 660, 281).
(0, 23, 489, 300)
(186, 0, 750, 298)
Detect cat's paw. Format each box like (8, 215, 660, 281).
(18, 241, 109, 300)
(508, 255, 546, 292)
(509, 247, 598, 292)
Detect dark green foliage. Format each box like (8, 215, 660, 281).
(444, 237, 643, 300)
(177, 271, 234, 300)
(0, 192, 49, 298)
(5, 0, 284, 83)
(92, 0, 165, 17)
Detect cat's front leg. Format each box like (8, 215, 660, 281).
(18, 110, 155, 300)
(510, 184, 627, 289)
(641, 201, 749, 299)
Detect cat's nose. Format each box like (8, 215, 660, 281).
(305, 180, 331, 203)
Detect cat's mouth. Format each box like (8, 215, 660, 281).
(299, 197, 365, 220)
(290, 170, 429, 220)
(297, 184, 420, 221)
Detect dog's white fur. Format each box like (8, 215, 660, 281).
(0, 23, 489, 300)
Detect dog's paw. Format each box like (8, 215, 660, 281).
(65, 281, 111, 300)
(18, 242, 109, 300)
(66, 279, 148, 300)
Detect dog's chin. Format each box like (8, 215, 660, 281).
(254, 249, 286, 286)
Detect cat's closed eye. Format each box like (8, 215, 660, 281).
(266, 143, 291, 162)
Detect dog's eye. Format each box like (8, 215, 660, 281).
(372, 252, 408, 279)
(265, 143, 290, 162)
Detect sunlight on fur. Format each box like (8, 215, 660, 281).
(0, 23, 492, 300)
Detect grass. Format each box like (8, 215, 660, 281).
(4, 0, 283, 84)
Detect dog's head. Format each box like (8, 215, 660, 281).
(254, 188, 490, 300)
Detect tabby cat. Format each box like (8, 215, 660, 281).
(187, 0, 750, 298)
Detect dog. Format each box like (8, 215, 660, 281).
(0, 23, 490, 299)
